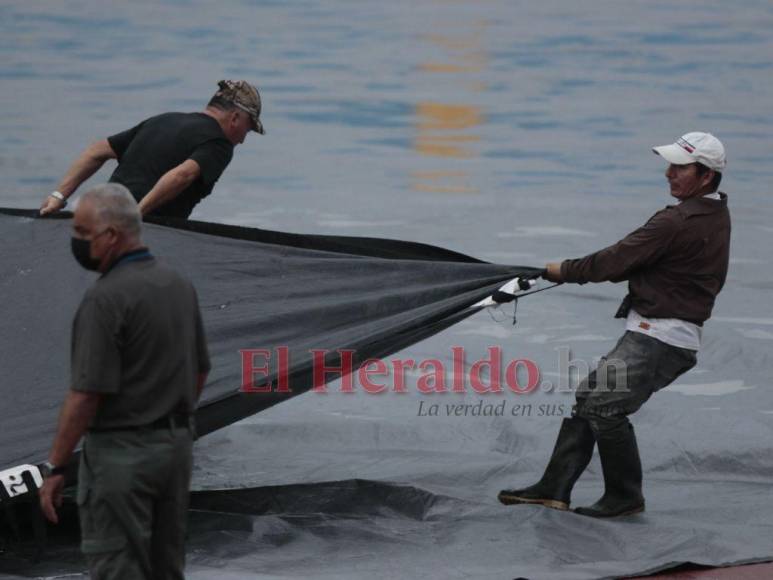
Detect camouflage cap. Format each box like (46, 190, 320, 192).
(215, 79, 265, 135)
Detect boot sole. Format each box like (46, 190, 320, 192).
(497, 493, 569, 510)
(574, 504, 645, 518)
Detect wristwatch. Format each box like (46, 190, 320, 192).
(40, 461, 68, 478)
(49, 191, 67, 207)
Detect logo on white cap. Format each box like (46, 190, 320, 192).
(653, 132, 726, 172)
(677, 137, 695, 154)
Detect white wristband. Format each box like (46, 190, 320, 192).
(50, 191, 67, 207)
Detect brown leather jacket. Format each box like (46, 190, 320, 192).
(560, 193, 730, 325)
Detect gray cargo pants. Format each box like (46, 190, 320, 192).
(573, 331, 697, 434)
(77, 424, 193, 580)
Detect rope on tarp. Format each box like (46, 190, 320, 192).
(477, 273, 563, 326)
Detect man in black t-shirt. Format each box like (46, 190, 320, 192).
(40, 79, 264, 219)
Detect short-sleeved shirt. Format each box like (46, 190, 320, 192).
(107, 112, 234, 219)
(71, 250, 211, 429)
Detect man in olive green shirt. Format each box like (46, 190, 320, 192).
(39, 183, 210, 579)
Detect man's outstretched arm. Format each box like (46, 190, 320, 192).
(40, 139, 117, 214)
(544, 210, 680, 285)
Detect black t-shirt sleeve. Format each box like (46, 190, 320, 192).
(70, 294, 122, 394)
(189, 139, 233, 186)
(107, 121, 145, 161)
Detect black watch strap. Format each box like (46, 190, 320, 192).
(41, 461, 68, 477)
(51, 464, 68, 476)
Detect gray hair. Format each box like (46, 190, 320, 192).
(80, 183, 141, 236)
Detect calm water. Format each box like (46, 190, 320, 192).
(2, 1, 772, 253)
(2, 2, 773, 577)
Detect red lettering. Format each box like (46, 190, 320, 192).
(505, 359, 540, 394)
(469, 347, 503, 394)
(276, 346, 291, 393)
(451, 346, 466, 393)
(358, 358, 388, 394)
(391, 358, 415, 393)
(311, 349, 355, 393)
(240, 349, 273, 393)
(417, 358, 446, 393)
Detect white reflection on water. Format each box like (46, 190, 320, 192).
(667, 380, 757, 397)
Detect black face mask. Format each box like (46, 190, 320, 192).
(71, 237, 101, 271)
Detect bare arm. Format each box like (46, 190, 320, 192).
(40, 140, 117, 214)
(39, 390, 101, 523)
(137, 159, 201, 216)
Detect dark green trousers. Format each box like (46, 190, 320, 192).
(77, 425, 193, 580)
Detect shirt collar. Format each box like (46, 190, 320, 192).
(103, 247, 153, 276)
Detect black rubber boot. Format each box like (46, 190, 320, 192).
(498, 417, 595, 510)
(575, 422, 645, 518)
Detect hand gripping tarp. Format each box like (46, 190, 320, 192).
(0, 208, 540, 475)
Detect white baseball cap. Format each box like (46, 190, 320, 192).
(652, 132, 726, 172)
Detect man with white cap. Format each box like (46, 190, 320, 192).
(498, 132, 730, 518)
(39, 79, 264, 219)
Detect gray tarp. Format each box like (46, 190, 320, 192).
(1, 210, 772, 579)
(0, 209, 535, 469)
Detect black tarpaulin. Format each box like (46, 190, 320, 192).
(0, 208, 537, 470)
(2, 208, 772, 580)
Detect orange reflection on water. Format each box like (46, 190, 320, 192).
(412, 170, 474, 194)
(415, 134, 480, 158)
(413, 21, 487, 193)
(416, 102, 482, 131)
(420, 63, 481, 74)
(414, 102, 482, 158)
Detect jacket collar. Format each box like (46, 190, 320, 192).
(672, 192, 727, 218)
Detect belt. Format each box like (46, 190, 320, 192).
(88, 412, 191, 433)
